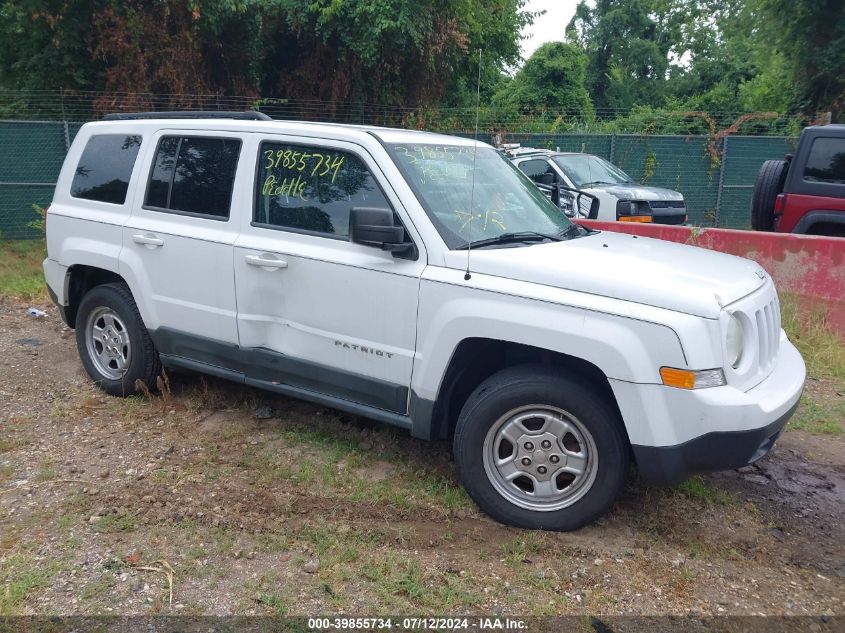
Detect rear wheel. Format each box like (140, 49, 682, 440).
(751, 159, 788, 231)
(453, 366, 629, 531)
(75, 282, 161, 396)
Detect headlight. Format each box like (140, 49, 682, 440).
(726, 313, 744, 368)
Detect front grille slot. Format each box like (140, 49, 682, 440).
(753, 296, 780, 373)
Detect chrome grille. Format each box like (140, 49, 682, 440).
(754, 294, 780, 373)
(648, 200, 685, 209)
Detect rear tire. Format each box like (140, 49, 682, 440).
(751, 159, 788, 231)
(453, 365, 629, 531)
(75, 282, 161, 396)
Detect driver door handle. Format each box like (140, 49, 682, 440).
(132, 233, 163, 247)
(245, 254, 288, 270)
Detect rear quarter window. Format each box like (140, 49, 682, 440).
(70, 134, 142, 204)
(803, 137, 845, 184)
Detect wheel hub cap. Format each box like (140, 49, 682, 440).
(514, 431, 564, 481)
(85, 307, 131, 381)
(482, 405, 598, 512)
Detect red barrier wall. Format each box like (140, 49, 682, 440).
(578, 220, 845, 335)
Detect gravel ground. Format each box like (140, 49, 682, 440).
(0, 297, 843, 616)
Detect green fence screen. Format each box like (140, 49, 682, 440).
(0, 122, 797, 238)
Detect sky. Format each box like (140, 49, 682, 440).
(520, 0, 582, 62)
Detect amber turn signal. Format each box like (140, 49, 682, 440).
(618, 215, 652, 223)
(660, 367, 726, 390)
(660, 367, 696, 389)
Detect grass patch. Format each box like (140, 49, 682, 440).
(0, 555, 61, 614)
(671, 476, 735, 505)
(256, 592, 290, 616)
(360, 550, 481, 611)
(0, 463, 15, 485)
(0, 437, 24, 453)
(79, 574, 116, 603)
(789, 394, 845, 435)
(781, 293, 845, 386)
(0, 240, 46, 300)
(34, 465, 57, 483)
(91, 512, 137, 533)
(499, 532, 550, 566)
(185, 544, 208, 560)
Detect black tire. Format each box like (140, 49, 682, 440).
(453, 365, 629, 531)
(75, 282, 161, 396)
(751, 159, 788, 231)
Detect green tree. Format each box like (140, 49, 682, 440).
(0, 0, 264, 113)
(265, 0, 532, 108)
(493, 42, 593, 117)
(0, 0, 534, 116)
(753, 0, 845, 118)
(566, 0, 671, 111)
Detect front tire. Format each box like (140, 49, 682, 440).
(453, 366, 628, 531)
(75, 282, 161, 396)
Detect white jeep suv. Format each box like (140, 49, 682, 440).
(43, 112, 805, 530)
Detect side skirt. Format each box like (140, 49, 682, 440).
(157, 342, 419, 434)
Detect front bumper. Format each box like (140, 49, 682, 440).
(650, 208, 687, 225)
(621, 334, 805, 485)
(632, 397, 798, 485)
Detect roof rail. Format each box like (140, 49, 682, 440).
(102, 110, 272, 121)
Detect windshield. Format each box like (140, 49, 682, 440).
(552, 154, 632, 187)
(387, 143, 573, 249)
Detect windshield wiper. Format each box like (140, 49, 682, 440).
(457, 231, 561, 250)
(580, 180, 613, 187)
(558, 223, 584, 239)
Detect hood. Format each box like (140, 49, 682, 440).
(443, 232, 766, 318)
(583, 182, 684, 202)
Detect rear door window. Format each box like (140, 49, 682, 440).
(71, 134, 142, 204)
(145, 135, 242, 219)
(803, 137, 845, 184)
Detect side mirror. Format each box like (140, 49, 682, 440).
(350, 207, 416, 258)
(589, 196, 600, 219)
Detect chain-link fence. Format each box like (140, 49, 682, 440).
(455, 131, 798, 228)
(0, 120, 797, 239)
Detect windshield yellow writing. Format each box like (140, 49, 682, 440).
(454, 208, 507, 233)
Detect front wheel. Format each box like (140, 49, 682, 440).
(453, 366, 629, 531)
(75, 282, 162, 396)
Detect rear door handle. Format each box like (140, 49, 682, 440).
(132, 233, 164, 247)
(245, 254, 288, 270)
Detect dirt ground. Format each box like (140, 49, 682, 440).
(1, 297, 843, 616)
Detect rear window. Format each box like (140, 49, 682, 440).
(145, 136, 242, 219)
(804, 137, 845, 184)
(70, 135, 142, 204)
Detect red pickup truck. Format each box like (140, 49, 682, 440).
(752, 124, 845, 237)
